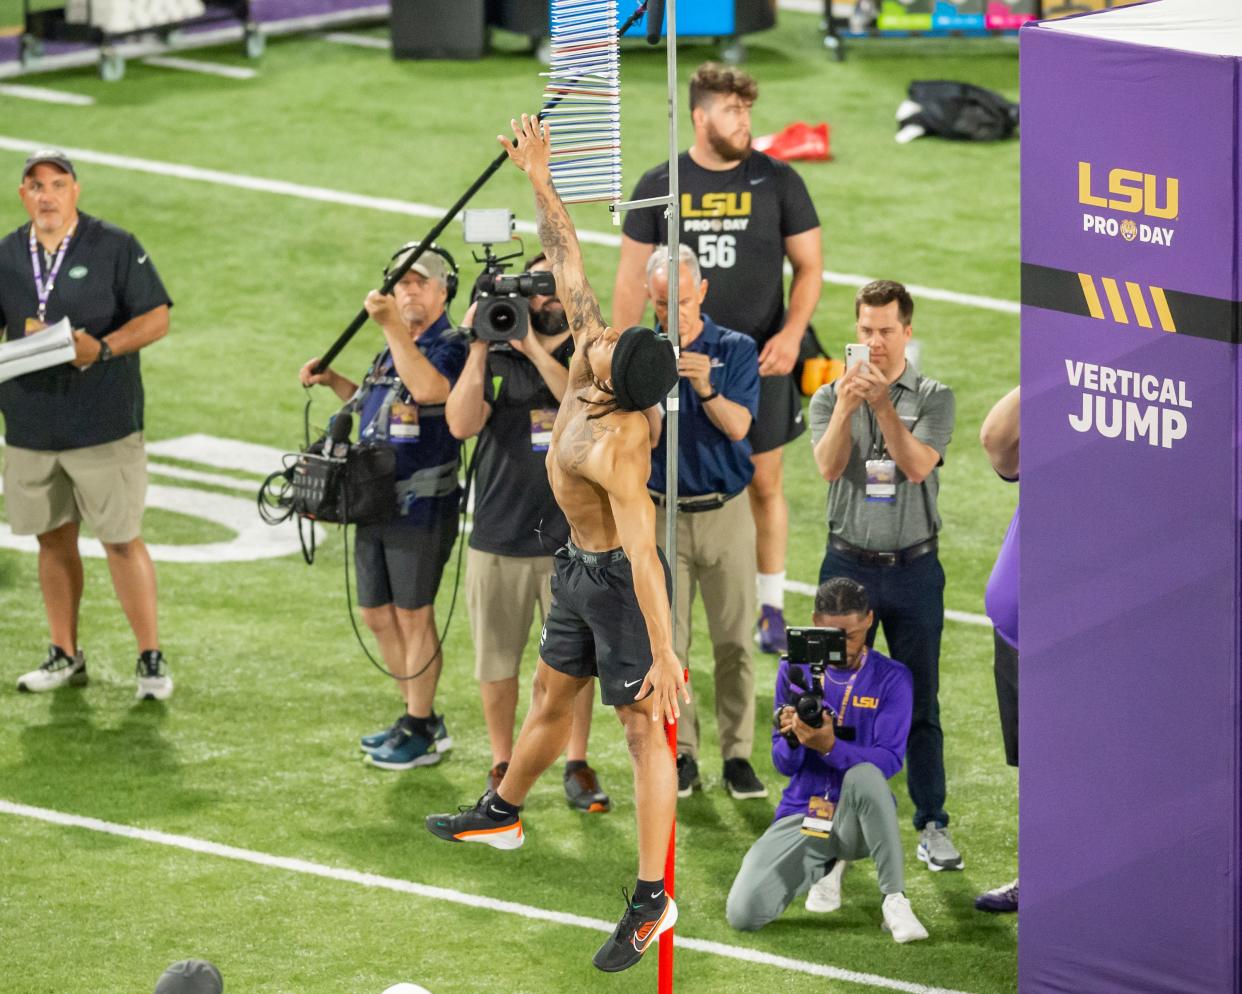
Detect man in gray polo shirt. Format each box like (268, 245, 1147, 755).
(808, 279, 961, 872)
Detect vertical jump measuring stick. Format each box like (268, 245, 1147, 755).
(655, 2, 680, 993)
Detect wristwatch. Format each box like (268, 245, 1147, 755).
(698, 387, 719, 402)
(96, 339, 114, 363)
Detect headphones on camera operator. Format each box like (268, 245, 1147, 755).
(384, 241, 460, 305)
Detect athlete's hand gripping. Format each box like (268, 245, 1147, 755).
(637, 649, 690, 725)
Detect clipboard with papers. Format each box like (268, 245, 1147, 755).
(0, 318, 77, 385)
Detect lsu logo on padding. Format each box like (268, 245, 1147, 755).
(1079, 162, 1178, 247)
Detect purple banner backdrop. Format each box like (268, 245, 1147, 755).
(1020, 22, 1239, 994)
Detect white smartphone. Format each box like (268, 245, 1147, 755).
(845, 343, 871, 369)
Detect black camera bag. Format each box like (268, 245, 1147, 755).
(290, 441, 397, 526)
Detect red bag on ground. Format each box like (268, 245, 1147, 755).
(752, 122, 832, 161)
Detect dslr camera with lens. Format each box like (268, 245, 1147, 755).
(780, 626, 856, 744)
(462, 208, 556, 342)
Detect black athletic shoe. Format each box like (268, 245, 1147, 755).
(722, 758, 768, 800)
(676, 753, 700, 798)
(592, 889, 678, 973)
(425, 791, 524, 850)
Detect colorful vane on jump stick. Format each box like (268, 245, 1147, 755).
(542, 0, 622, 208)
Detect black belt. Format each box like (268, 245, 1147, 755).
(563, 542, 627, 567)
(828, 534, 938, 567)
(648, 489, 742, 514)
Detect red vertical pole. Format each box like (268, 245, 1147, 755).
(656, 669, 685, 994)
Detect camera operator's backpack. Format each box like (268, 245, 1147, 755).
(897, 81, 1019, 143)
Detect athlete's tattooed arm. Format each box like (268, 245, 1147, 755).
(499, 113, 607, 348)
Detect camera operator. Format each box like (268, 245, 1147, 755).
(725, 577, 927, 942)
(808, 279, 962, 873)
(300, 244, 467, 770)
(644, 245, 765, 802)
(445, 251, 610, 813)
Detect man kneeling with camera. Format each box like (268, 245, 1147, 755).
(725, 576, 928, 943)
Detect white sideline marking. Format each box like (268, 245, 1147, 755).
(0, 799, 975, 994)
(147, 461, 261, 494)
(142, 56, 258, 80)
(783, 579, 991, 628)
(0, 84, 95, 106)
(0, 137, 1019, 316)
(778, 0, 826, 13)
(321, 30, 390, 49)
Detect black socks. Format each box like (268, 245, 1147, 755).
(632, 878, 667, 910)
(565, 759, 588, 775)
(485, 791, 521, 821)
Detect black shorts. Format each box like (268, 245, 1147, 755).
(993, 628, 1019, 768)
(747, 373, 807, 455)
(354, 503, 459, 610)
(539, 544, 672, 707)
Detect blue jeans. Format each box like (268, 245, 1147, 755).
(819, 546, 948, 829)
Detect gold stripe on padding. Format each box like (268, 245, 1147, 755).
(1149, 287, 1176, 332)
(1125, 282, 1152, 329)
(1100, 278, 1129, 324)
(1078, 273, 1105, 319)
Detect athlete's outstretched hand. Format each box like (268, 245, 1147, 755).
(499, 113, 552, 178)
(638, 649, 690, 725)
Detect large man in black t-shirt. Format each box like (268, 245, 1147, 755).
(613, 63, 822, 656)
(0, 150, 173, 701)
(446, 253, 609, 813)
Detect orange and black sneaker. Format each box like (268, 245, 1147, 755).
(425, 790, 524, 851)
(564, 762, 611, 813)
(592, 889, 678, 973)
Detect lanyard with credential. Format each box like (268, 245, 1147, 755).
(28, 223, 76, 324)
(829, 647, 867, 727)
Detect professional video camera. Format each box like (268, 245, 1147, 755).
(780, 627, 856, 745)
(463, 208, 555, 342)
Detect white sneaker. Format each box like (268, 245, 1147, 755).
(17, 645, 87, 693)
(882, 892, 929, 943)
(135, 650, 173, 701)
(805, 859, 848, 913)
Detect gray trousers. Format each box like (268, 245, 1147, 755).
(725, 763, 905, 932)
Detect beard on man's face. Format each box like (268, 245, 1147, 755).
(532, 300, 568, 335)
(706, 120, 751, 162)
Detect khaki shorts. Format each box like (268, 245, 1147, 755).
(466, 547, 553, 682)
(3, 432, 147, 543)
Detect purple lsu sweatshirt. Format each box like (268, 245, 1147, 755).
(771, 648, 914, 822)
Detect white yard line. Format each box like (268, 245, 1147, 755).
(0, 136, 1019, 315)
(0, 799, 976, 994)
(142, 55, 258, 80)
(0, 84, 95, 105)
(778, 0, 826, 14)
(320, 30, 390, 49)
(784, 579, 990, 628)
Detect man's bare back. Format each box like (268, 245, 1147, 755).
(547, 337, 650, 554)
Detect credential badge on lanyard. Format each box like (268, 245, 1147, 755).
(28, 222, 76, 329)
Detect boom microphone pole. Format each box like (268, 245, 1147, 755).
(312, 0, 652, 376)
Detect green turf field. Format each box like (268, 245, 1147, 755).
(0, 12, 1020, 994)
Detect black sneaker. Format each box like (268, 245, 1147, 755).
(722, 758, 768, 800)
(676, 753, 700, 798)
(592, 888, 678, 973)
(425, 790, 524, 850)
(564, 763, 611, 813)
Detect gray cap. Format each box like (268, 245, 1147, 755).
(22, 148, 75, 180)
(153, 960, 223, 994)
(388, 244, 450, 285)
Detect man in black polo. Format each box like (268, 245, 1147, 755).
(446, 252, 609, 812)
(645, 245, 764, 801)
(808, 279, 961, 872)
(1, 149, 173, 700)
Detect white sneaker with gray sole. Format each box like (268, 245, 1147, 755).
(805, 859, 848, 913)
(136, 650, 173, 701)
(17, 645, 87, 693)
(882, 892, 929, 943)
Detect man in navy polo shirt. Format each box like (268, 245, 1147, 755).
(645, 244, 765, 801)
(301, 243, 467, 770)
(1, 149, 173, 701)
